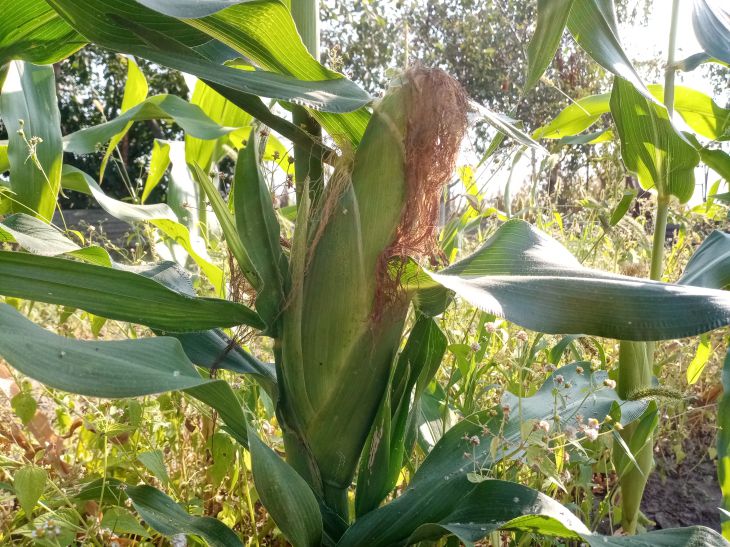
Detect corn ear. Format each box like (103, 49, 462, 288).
(280, 68, 468, 515)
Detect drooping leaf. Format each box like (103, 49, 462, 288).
(98, 55, 149, 180)
(0, 213, 112, 267)
(0, 0, 85, 65)
(567, 0, 651, 100)
(141, 139, 172, 203)
(44, 0, 371, 115)
(61, 165, 224, 294)
(610, 77, 700, 202)
(0, 61, 63, 221)
(679, 230, 730, 290)
(609, 189, 637, 227)
(231, 135, 287, 331)
(411, 219, 730, 341)
(693, 0, 730, 65)
(701, 148, 730, 181)
(0, 251, 262, 331)
(64, 95, 238, 156)
(248, 427, 322, 547)
(340, 364, 646, 546)
(125, 484, 243, 547)
(525, 0, 574, 91)
(687, 333, 712, 384)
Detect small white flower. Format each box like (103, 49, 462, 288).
(583, 428, 599, 441)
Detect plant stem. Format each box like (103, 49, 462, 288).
(291, 0, 324, 206)
(616, 0, 680, 533)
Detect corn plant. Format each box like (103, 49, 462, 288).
(1, 1, 730, 545)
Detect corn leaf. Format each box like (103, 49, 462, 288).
(185, 78, 252, 171)
(0, 213, 111, 267)
(44, 0, 370, 115)
(534, 85, 729, 141)
(693, 0, 730, 65)
(567, 0, 651, 101)
(135, 0, 250, 18)
(679, 230, 730, 290)
(355, 315, 447, 517)
(64, 95, 239, 156)
(248, 426, 323, 547)
(610, 77, 700, 202)
(125, 485, 243, 547)
(0, 251, 263, 331)
(340, 364, 645, 545)
(0, 1, 85, 65)
(525, 0, 574, 91)
(99, 56, 149, 180)
(414, 219, 730, 341)
(232, 135, 287, 332)
(0, 62, 63, 221)
(61, 165, 224, 294)
(189, 163, 262, 291)
(141, 139, 171, 203)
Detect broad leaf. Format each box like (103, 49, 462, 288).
(45, 0, 371, 115)
(679, 230, 730, 290)
(0, 213, 111, 267)
(534, 85, 729, 141)
(0, 1, 85, 65)
(135, 0, 251, 18)
(693, 0, 730, 65)
(0, 251, 262, 331)
(0, 62, 63, 221)
(610, 77, 700, 202)
(125, 484, 243, 547)
(567, 0, 651, 100)
(62, 165, 224, 294)
(249, 427, 322, 547)
(64, 95, 238, 156)
(231, 135, 287, 331)
(340, 364, 646, 546)
(525, 0, 573, 91)
(414, 219, 730, 341)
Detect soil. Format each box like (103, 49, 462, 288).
(641, 409, 722, 533)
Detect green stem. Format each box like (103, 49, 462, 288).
(290, 0, 324, 205)
(615, 0, 680, 533)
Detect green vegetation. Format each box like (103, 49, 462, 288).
(0, 0, 729, 545)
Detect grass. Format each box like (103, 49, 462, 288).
(0, 182, 727, 545)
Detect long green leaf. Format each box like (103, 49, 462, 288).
(141, 139, 171, 203)
(189, 163, 262, 290)
(413, 219, 730, 341)
(567, 0, 651, 100)
(693, 0, 730, 65)
(0, 0, 85, 65)
(135, 0, 251, 18)
(232, 135, 287, 331)
(44, 0, 371, 114)
(610, 77, 700, 202)
(680, 230, 730, 290)
(249, 427, 322, 547)
(125, 485, 243, 547)
(0, 251, 263, 331)
(64, 95, 238, 156)
(0, 213, 111, 267)
(534, 85, 729, 141)
(525, 0, 574, 91)
(0, 302, 207, 396)
(0, 61, 63, 221)
(340, 364, 646, 546)
(61, 165, 224, 294)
